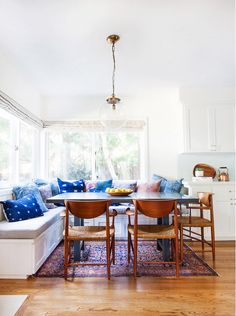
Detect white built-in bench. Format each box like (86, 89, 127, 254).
(0, 190, 64, 279)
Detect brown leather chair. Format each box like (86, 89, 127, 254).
(64, 200, 117, 279)
(178, 192, 215, 261)
(126, 199, 179, 277)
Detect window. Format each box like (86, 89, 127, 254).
(0, 109, 38, 187)
(94, 133, 140, 179)
(47, 128, 146, 180)
(0, 115, 11, 184)
(19, 122, 35, 183)
(48, 130, 92, 180)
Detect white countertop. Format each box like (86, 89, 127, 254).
(183, 180, 235, 185)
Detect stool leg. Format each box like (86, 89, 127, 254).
(201, 227, 205, 253)
(211, 225, 216, 261)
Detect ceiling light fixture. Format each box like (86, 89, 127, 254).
(106, 34, 120, 110)
(99, 34, 125, 129)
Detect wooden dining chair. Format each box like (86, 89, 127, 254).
(178, 192, 215, 261)
(64, 200, 117, 280)
(126, 199, 179, 277)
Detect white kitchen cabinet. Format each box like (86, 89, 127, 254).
(183, 181, 235, 240)
(183, 104, 235, 153)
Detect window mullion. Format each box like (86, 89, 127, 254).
(91, 133, 96, 180)
(11, 119, 19, 184)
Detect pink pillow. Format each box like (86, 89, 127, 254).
(39, 184, 56, 209)
(137, 180, 161, 193)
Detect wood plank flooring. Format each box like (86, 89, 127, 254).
(0, 241, 234, 316)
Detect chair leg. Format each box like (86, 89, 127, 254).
(106, 238, 111, 280)
(180, 225, 184, 262)
(171, 239, 175, 261)
(64, 239, 69, 280)
(211, 225, 216, 261)
(128, 232, 131, 264)
(68, 240, 71, 259)
(112, 235, 115, 265)
(175, 237, 179, 277)
(133, 237, 137, 277)
(201, 227, 205, 253)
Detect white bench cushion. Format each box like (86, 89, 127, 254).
(0, 207, 65, 239)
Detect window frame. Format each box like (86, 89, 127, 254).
(0, 108, 40, 188)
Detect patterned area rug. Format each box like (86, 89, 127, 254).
(35, 241, 218, 278)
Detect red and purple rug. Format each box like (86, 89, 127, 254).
(35, 241, 218, 278)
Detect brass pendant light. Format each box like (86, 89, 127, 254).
(106, 34, 120, 110)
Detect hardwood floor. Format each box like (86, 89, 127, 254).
(0, 241, 234, 316)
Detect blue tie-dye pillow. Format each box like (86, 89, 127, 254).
(57, 178, 85, 193)
(94, 179, 113, 192)
(1, 194, 44, 222)
(13, 183, 48, 213)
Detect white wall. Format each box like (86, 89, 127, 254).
(0, 50, 41, 117)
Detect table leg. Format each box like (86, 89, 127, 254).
(74, 217, 84, 261)
(157, 216, 170, 261)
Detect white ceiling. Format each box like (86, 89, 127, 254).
(0, 0, 234, 95)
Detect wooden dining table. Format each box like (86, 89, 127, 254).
(47, 191, 198, 261)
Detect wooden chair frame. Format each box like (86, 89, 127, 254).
(178, 192, 215, 261)
(126, 199, 179, 277)
(64, 200, 117, 280)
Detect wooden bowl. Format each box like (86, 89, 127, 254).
(193, 163, 216, 178)
(107, 191, 133, 196)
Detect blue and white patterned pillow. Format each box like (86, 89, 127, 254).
(164, 179, 183, 193)
(1, 194, 44, 222)
(13, 183, 48, 213)
(152, 174, 183, 193)
(57, 178, 85, 193)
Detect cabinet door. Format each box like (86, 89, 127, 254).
(184, 104, 235, 152)
(184, 106, 210, 152)
(214, 202, 235, 240)
(214, 106, 235, 152)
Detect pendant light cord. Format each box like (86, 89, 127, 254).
(112, 42, 116, 97)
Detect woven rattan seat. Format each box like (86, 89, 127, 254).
(177, 216, 211, 227)
(64, 226, 115, 240)
(128, 224, 176, 239)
